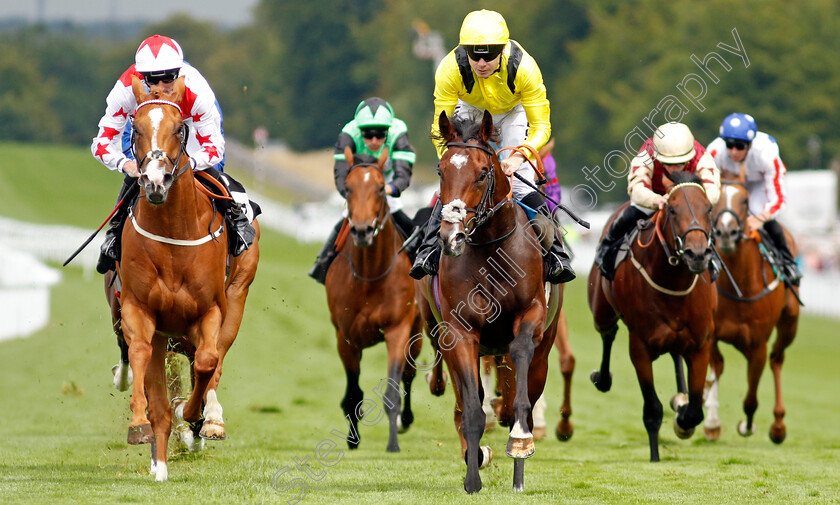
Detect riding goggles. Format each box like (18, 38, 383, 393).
(724, 138, 750, 150)
(465, 44, 505, 62)
(143, 69, 179, 85)
(361, 127, 389, 140)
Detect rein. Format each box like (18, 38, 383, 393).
(442, 141, 514, 244)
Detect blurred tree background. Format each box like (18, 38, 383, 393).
(1, 0, 838, 202)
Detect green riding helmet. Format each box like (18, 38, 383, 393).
(354, 97, 395, 129)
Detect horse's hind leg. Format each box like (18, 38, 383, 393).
(399, 324, 422, 433)
(382, 321, 415, 452)
(106, 272, 132, 391)
(554, 308, 575, 441)
(769, 292, 800, 443)
(337, 334, 364, 449)
(629, 335, 662, 462)
(669, 353, 688, 411)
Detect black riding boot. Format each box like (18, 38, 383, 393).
(96, 177, 139, 274)
(391, 209, 420, 262)
(763, 219, 802, 286)
(202, 167, 257, 257)
(409, 200, 443, 280)
(520, 192, 576, 284)
(308, 219, 344, 284)
(594, 205, 649, 281)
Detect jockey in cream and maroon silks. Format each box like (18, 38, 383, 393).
(91, 34, 258, 275)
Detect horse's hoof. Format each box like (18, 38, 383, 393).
(737, 420, 756, 437)
(669, 393, 689, 412)
(532, 426, 547, 441)
(769, 426, 786, 444)
(199, 419, 226, 440)
(479, 446, 493, 469)
(506, 435, 535, 459)
(555, 420, 574, 442)
(590, 370, 612, 392)
(704, 425, 721, 441)
(127, 423, 154, 445)
(673, 413, 695, 439)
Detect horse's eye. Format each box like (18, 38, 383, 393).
(435, 166, 442, 176)
(477, 171, 487, 183)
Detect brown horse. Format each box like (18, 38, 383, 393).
(113, 76, 259, 481)
(705, 174, 799, 442)
(588, 171, 716, 462)
(423, 110, 560, 493)
(325, 147, 421, 453)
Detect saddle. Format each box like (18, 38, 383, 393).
(613, 219, 648, 272)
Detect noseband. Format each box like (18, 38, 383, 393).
(441, 141, 512, 242)
(131, 99, 190, 181)
(346, 162, 389, 239)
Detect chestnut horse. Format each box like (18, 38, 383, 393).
(705, 174, 799, 442)
(113, 76, 259, 481)
(325, 147, 421, 453)
(424, 110, 561, 493)
(588, 171, 716, 462)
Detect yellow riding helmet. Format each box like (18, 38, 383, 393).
(459, 9, 509, 46)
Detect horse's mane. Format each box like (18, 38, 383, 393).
(432, 114, 500, 152)
(350, 152, 378, 166)
(669, 171, 703, 186)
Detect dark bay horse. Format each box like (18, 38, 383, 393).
(424, 110, 561, 493)
(325, 147, 421, 453)
(706, 174, 799, 442)
(113, 76, 259, 481)
(588, 171, 716, 462)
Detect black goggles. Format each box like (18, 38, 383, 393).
(724, 138, 750, 150)
(361, 127, 388, 139)
(465, 44, 505, 62)
(143, 70, 179, 85)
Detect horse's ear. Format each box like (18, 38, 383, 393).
(377, 147, 389, 172)
(131, 75, 146, 103)
(439, 110, 457, 142)
(478, 110, 494, 143)
(170, 76, 186, 103)
(344, 146, 354, 166)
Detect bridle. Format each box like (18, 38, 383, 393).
(345, 162, 389, 239)
(441, 140, 514, 244)
(662, 182, 712, 265)
(131, 99, 190, 181)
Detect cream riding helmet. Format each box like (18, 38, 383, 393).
(652, 122, 696, 164)
(459, 10, 509, 61)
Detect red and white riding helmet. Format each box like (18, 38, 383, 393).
(134, 35, 184, 73)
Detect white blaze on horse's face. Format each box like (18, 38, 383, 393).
(144, 107, 167, 188)
(450, 153, 468, 170)
(715, 185, 741, 252)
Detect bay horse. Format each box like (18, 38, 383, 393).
(325, 147, 421, 453)
(425, 110, 561, 493)
(112, 76, 260, 481)
(588, 171, 716, 462)
(705, 173, 799, 442)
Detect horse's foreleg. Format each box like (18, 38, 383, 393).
(591, 325, 618, 392)
(675, 341, 711, 441)
(629, 335, 662, 462)
(769, 298, 799, 444)
(146, 337, 172, 481)
(184, 308, 222, 439)
(704, 342, 724, 440)
(382, 321, 414, 452)
(553, 309, 575, 441)
(506, 321, 537, 463)
(122, 304, 155, 445)
(738, 341, 767, 437)
(445, 344, 485, 494)
(337, 333, 363, 450)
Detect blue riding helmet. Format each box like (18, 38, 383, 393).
(719, 113, 757, 142)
